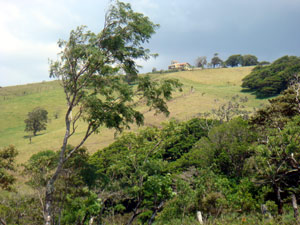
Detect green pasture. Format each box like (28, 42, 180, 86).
(0, 66, 268, 164)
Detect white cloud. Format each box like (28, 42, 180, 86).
(0, 0, 79, 86)
(0, 0, 300, 86)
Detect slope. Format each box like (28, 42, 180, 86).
(0, 66, 267, 163)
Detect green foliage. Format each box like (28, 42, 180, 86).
(242, 55, 300, 98)
(0, 193, 43, 225)
(157, 169, 261, 224)
(24, 107, 48, 136)
(253, 116, 300, 214)
(258, 61, 270, 66)
(22, 146, 93, 224)
(44, 2, 182, 223)
(225, 54, 243, 67)
(49, 1, 182, 137)
(61, 190, 101, 225)
(156, 176, 197, 222)
(251, 88, 299, 131)
(87, 117, 212, 223)
(4, 72, 300, 224)
(0, 145, 18, 191)
(242, 54, 259, 66)
(206, 118, 256, 177)
(0, 66, 264, 159)
(211, 53, 223, 68)
(160, 118, 211, 162)
(89, 127, 175, 224)
(23, 150, 58, 188)
(172, 118, 256, 177)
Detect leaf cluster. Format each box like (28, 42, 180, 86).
(24, 107, 48, 136)
(0, 145, 18, 191)
(242, 55, 300, 98)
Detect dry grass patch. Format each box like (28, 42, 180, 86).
(0, 67, 268, 164)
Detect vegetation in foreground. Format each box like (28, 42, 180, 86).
(1, 87, 300, 224)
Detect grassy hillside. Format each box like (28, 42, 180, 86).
(0, 66, 267, 163)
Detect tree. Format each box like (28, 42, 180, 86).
(242, 55, 300, 98)
(250, 88, 299, 133)
(225, 54, 243, 67)
(46, 1, 182, 224)
(211, 53, 223, 68)
(195, 56, 207, 68)
(0, 145, 18, 191)
(89, 129, 173, 224)
(198, 95, 251, 125)
(242, 54, 258, 66)
(24, 107, 48, 136)
(254, 116, 300, 217)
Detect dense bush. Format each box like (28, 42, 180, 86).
(242, 55, 300, 98)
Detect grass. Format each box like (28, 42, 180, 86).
(0, 67, 268, 165)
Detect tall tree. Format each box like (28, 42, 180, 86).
(24, 107, 48, 136)
(225, 54, 243, 67)
(254, 116, 300, 216)
(45, 1, 181, 224)
(242, 54, 258, 66)
(211, 53, 223, 68)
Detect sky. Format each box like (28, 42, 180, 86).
(1, 0, 300, 87)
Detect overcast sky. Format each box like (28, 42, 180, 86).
(1, 0, 300, 87)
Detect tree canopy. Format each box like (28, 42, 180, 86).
(242, 54, 258, 66)
(24, 107, 48, 136)
(242, 55, 300, 98)
(45, 1, 182, 224)
(225, 54, 243, 67)
(211, 53, 223, 68)
(225, 54, 258, 67)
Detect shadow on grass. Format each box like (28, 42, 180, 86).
(23, 133, 45, 139)
(240, 88, 275, 100)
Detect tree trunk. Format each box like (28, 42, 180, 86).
(276, 187, 283, 215)
(0, 218, 7, 225)
(88, 217, 94, 225)
(197, 211, 204, 225)
(127, 212, 140, 225)
(44, 114, 71, 224)
(127, 199, 142, 225)
(44, 163, 64, 225)
(292, 193, 299, 224)
(147, 201, 164, 225)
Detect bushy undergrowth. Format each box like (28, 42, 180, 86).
(1, 89, 300, 224)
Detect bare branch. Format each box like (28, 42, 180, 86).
(64, 122, 98, 161)
(68, 107, 83, 138)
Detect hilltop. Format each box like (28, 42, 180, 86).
(0, 66, 267, 163)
